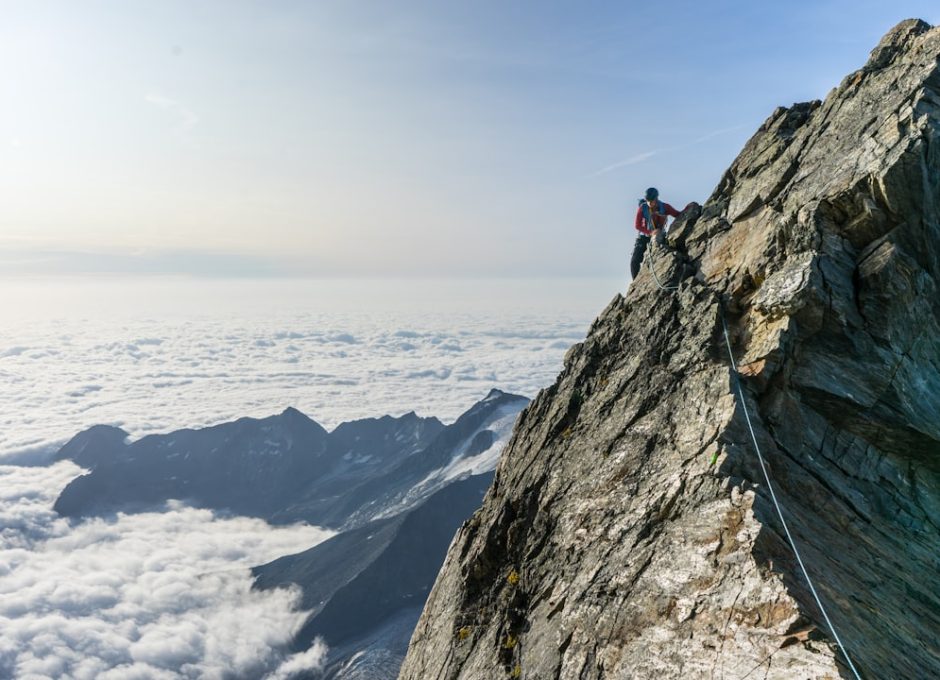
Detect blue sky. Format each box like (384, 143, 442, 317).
(2, 1, 938, 277)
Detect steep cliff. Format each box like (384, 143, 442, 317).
(400, 19, 940, 680)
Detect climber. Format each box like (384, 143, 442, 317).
(631, 187, 682, 280)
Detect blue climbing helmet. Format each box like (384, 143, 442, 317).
(639, 187, 666, 223)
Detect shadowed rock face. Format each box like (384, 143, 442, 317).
(253, 473, 495, 679)
(400, 19, 940, 680)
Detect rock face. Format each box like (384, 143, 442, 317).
(400, 19, 940, 680)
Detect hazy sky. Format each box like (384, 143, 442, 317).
(2, 1, 939, 277)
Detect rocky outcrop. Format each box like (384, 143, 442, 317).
(400, 19, 940, 680)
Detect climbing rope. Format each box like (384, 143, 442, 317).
(641, 234, 863, 679)
(644, 236, 680, 291)
(718, 310, 862, 680)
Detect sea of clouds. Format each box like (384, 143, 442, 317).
(0, 277, 610, 459)
(0, 461, 333, 679)
(0, 313, 589, 460)
(0, 276, 612, 678)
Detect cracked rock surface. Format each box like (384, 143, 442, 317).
(399, 19, 940, 680)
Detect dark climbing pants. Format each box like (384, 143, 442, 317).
(630, 234, 650, 279)
(630, 231, 666, 279)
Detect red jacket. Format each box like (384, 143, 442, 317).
(635, 201, 681, 236)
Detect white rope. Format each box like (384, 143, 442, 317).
(636, 211, 863, 676)
(644, 236, 679, 291)
(718, 310, 863, 680)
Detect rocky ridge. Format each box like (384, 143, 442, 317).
(399, 19, 940, 680)
(53, 389, 526, 530)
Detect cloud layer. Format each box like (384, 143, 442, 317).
(0, 276, 602, 677)
(0, 462, 333, 679)
(0, 280, 597, 460)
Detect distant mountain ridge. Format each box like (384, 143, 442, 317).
(50, 389, 531, 678)
(53, 388, 526, 530)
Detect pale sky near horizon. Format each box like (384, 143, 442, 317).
(3, 1, 939, 278)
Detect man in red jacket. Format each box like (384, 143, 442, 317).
(631, 187, 682, 279)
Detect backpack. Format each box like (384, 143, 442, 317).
(638, 199, 666, 227)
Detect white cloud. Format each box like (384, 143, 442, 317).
(0, 346, 28, 358)
(145, 93, 199, 131)
(589, 151, 658, 176)
(590, 124, 749, 177)
(264, 639, 329, 680)
(0, 283, 594, 460)
(0, 462, 332, 679)
(0, 277, 599, 676)
(692, 123, 749, 144)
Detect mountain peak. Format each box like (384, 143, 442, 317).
(866, 18, 933, 71)
(481, 388, 528, 404)
(401, 22, 940, 680)
(54, 424, 130, 468)
(279, 406, 306, 418)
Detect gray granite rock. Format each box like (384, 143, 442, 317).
(400, 19, 940, 680)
